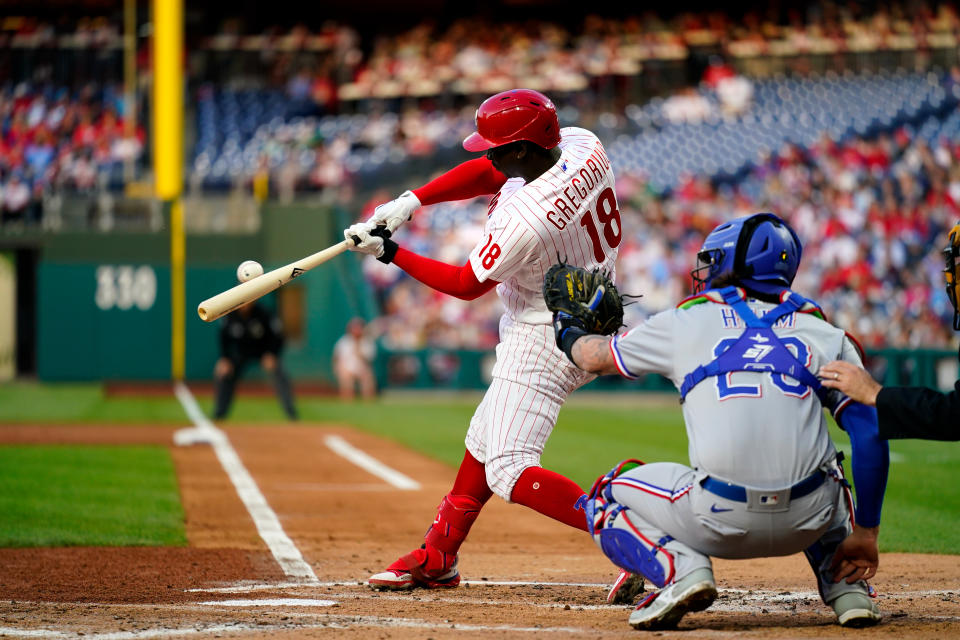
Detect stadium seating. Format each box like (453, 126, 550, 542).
(608, 70, 959, 190)
(192, 70, 959, 192)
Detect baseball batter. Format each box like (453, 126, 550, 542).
(549, 213, 890, 630)
(344, 89, 639, 598)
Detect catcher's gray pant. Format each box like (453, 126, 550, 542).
(464, 319, 593, 501)
(605, 461, 870, 605)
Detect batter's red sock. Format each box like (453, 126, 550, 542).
(510, 467, 590, 532)
(452, 450, 494, 503)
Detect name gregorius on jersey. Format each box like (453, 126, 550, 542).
(546, 143, 613, 231)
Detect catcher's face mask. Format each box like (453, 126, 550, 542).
(691, 248, 724, 294)
(945, 222, 960, 331)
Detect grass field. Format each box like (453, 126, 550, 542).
(0, 382, 957, 553)
(0, 445, 186, 547)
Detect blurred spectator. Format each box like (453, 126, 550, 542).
(703, 56, 754, 117)
(1, 172, 32, 225)
(332, 317, 377, 400)
(0, 83, 146, 203)
(660, 87, 714, 124)
(351, 114, 960, 353)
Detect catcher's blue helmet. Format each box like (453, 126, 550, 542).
(691, 213, 802, 296)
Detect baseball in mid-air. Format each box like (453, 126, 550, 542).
(237, 260, 264, 282)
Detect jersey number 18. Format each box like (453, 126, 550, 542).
(579, 187, 622, 262)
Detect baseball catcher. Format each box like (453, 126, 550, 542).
(548, 213, 888, 631)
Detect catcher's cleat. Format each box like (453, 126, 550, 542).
(627, 568, 717, 630)
(831, 591, 881, 628)
(607, 569, 646, 605)
(368, 547, 460, 591)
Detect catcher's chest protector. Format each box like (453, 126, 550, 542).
(679, 287, 828, 405)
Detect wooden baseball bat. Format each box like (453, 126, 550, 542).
(197, 239, 352, 322)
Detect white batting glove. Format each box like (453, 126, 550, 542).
(344, 222, 384, 258)
(368, 190, 421, 234)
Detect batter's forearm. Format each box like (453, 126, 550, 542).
(391, 245, 498, 300)
(570, 335, 619, 375)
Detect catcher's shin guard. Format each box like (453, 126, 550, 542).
(586, 460, 675, 589)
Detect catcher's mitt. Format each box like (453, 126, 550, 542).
(543, 262, 624, 335)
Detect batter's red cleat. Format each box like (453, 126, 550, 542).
(368, 547, 461, 591)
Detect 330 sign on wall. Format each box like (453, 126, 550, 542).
(95, 265, 157, 311)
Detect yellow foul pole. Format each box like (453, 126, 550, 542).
(153, 0, 185, 380)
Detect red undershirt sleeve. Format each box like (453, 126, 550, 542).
(411, 157, 508, 205)
(392, 246, 498, 300)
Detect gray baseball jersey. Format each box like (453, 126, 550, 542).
(589, 291, 870, 608)
(610, 294, 861, 488)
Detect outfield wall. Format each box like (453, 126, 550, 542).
(33, 203, 373, 382)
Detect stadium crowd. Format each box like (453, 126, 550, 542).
(194, 2, 960, 106)
(355, 122, 960, 352)
(0, 83, 144, 225)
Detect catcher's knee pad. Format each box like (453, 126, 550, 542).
(592, 502, 675, 589)
(584, 459, 645, 534)
(585, 459, 674, 588)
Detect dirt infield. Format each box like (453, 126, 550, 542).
(1, 423, 958, 639)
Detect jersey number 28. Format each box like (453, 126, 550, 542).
(712, 336, 813, 400)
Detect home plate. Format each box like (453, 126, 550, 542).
(199, 599, 338, 607)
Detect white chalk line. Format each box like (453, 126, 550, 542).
(0, 618, 591, 639)
(274, 482, 403, 492)
(197, 598, 337, 607)
(323, 434, 421, 490)
(185, 581, 318, 593)
(186, 579, 611, 593)
(172, 381, 318, 583)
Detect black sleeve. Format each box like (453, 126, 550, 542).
(219, 319, 230, 356)
(266, 315, 284, 354)
(876, 379, 960, 441)
(254, 304, 284, 354)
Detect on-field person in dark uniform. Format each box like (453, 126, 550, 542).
(819, 221, 960, 439)
(213, 300, 298, 421)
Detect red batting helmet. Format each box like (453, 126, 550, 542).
(462, 89, 561, 152)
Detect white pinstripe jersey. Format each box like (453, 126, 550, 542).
(468, 127, 620, 325)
